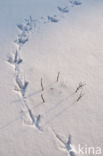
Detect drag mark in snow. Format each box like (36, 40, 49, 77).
(26, 107, 35, 124)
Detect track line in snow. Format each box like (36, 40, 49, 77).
(6, 0, 83, 132)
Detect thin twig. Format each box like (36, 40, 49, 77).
(41, 94, 45, 103)
(76, 92, 84, 102)
(75, 82, 86, 93)
(41, 78, 44, 91)
(57, 72, 60, 82)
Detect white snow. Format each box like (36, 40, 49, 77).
(0, 0, 103, 156)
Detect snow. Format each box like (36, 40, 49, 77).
(0, 0, 103, 155)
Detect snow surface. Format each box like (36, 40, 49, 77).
(0, 0, 103, 155)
